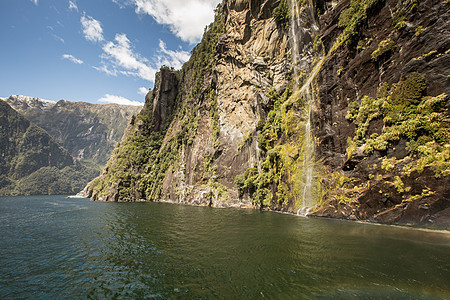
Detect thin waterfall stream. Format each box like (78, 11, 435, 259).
(297, 60, 324, 216)
(289, 0, 303, 87)
(288, 0, 323, 216)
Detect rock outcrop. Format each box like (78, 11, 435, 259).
(85, 0, 449, 228)
(150, 68, 179, 131)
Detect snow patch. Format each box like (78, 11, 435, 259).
(5, 95, 57, 110)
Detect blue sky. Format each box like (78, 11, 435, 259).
(0, 0, 220, 105)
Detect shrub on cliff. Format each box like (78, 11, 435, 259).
(273, 0, 290, 28)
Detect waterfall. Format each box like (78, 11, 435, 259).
(288, 0, 322, 216)
(289, 0, 303, 87)
(297, 60, 323, 216)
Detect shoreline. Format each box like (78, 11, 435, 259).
(85, 195, 450, 232)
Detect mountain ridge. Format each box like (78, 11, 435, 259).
(0, 100, 93, 195)
(0, 95, 142, 195)
(3, 95, 142, 167)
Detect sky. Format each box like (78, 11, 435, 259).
(0, 0, 221, 105)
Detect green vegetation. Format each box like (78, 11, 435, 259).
(331, 0, 384, 52)
(235, 85, 293, 208)
(416, 50, 438, 61)
(414, 25, 424, 36)
(326, 73, 449, 206)
(234, 68, 323, 209)
(392, 10, 406, 30)
(320, 171, 363, 205)
(238, 131, 253, 151)
(356, 37, 373, 51)
(235, 146, 286, 207)
(0, 164, 98, 196)
(381, 157, 397, 172)
(347, 73, 449, 177)
(371, 38, 396, 60)
(257, 87, 292, 153)
(273, 0, 290, 28)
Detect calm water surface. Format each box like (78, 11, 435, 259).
(0, 195, 449, 299)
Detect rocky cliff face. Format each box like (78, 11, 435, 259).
(150, 69, 179, 131)
(312, 0, 450, 226)
(4, 95, 141, 167)
(86, 0, 294, 206)
(86, 0, 449, 227)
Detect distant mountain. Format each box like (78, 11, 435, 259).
(0, 100, 97, 195)
(3, 95, 142, 168)
(0, 95, 142, 196)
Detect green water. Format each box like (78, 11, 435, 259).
(0, 195, 449, 298)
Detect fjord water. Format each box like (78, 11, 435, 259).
(0, 196, 449, 299)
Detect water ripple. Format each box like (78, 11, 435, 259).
(0, 196, 449, 298)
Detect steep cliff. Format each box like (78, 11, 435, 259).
(312, 0, 450, 226)
(0, 100, 96, 195)
(4, 95, 141, 167)
(86, 0, 294, 206)
(86, 0, 449, 227)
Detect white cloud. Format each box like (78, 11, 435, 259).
(138, 87, 149, 95)
(133, 0, 220, 43)
(95, 34, 191, 82)
(47, 26, 65, 43)
(112, 0, 127, 9)
(62, 54, 83, 64)
(31, 0, 38, 5)
(101, 33, 157, 82)
(157, 40, 190, 70)
(93, 65, 118, 76)
(52, 34, 65, 43)
(69, 1, 78, 11)
(80, 14, 104, 43)
(98, 94, 144, 106)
